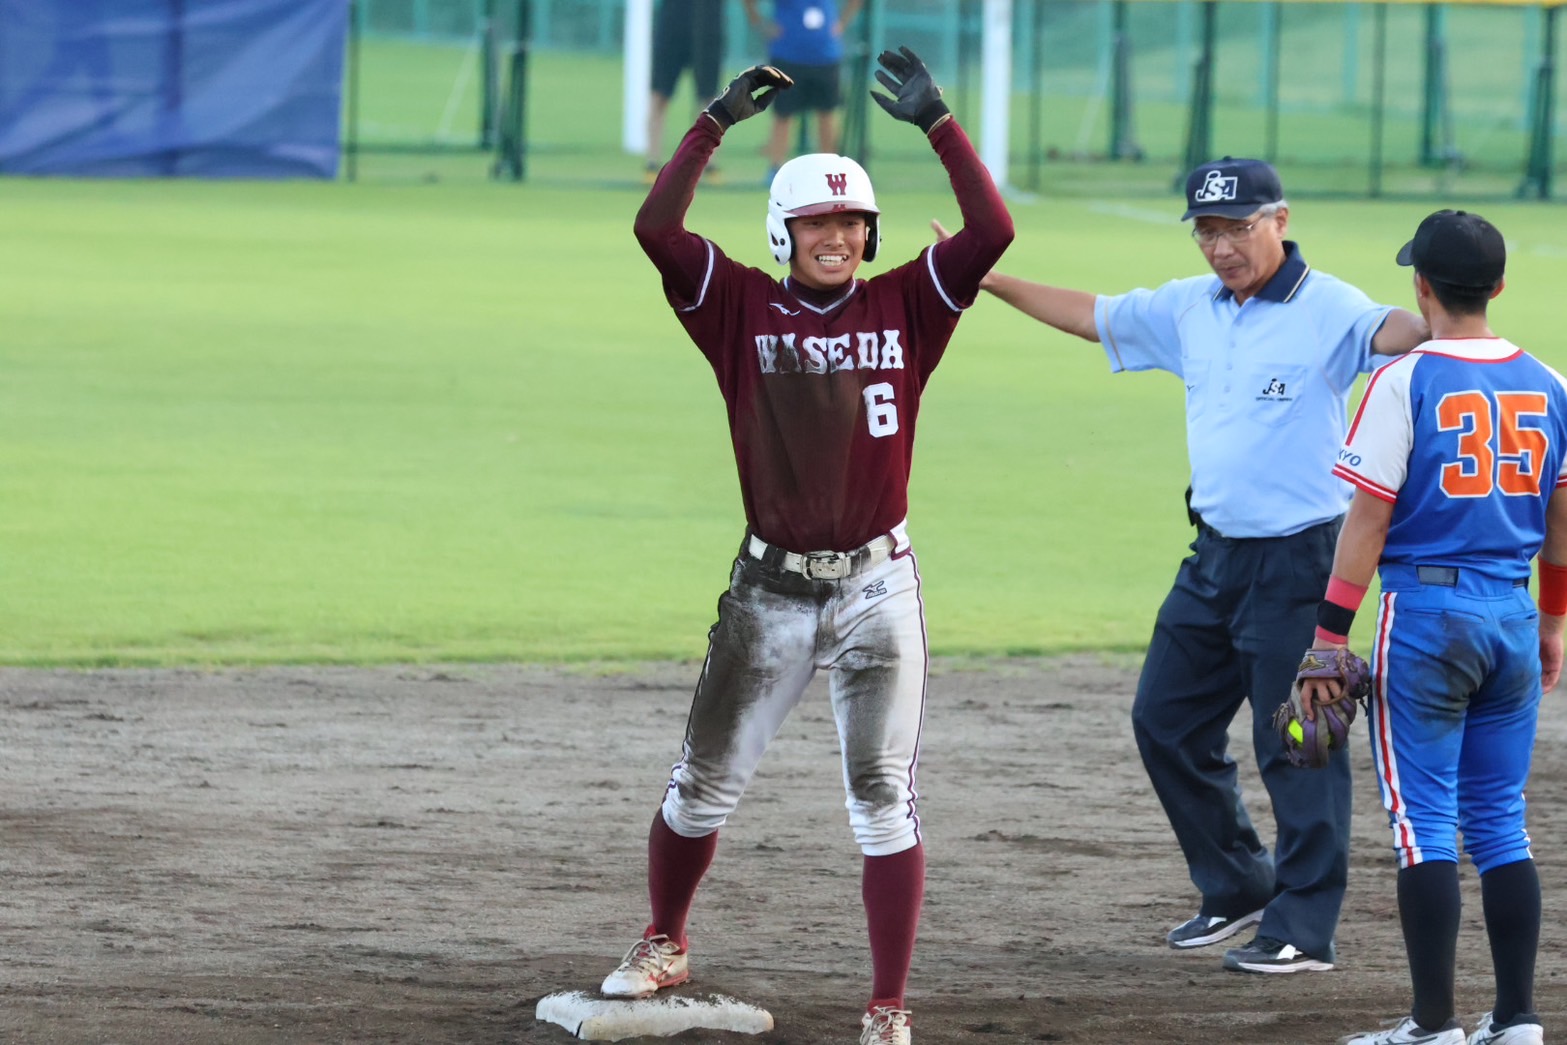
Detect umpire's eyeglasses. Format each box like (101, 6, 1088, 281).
(1191, 217, 1265, 248)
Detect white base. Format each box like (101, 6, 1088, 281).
(535, 990, 775, 1041)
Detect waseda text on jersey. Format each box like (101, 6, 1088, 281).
(753, 328, 906, 374)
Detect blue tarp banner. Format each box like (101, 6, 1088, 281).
(0, 0, 346, 178)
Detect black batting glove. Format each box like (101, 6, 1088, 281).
(705, 65, 794, 128)
(871, 46, 951, 134)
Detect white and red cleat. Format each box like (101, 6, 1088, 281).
(599, 931, 690, 999)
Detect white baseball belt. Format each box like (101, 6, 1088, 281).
(746, 533, 895, 581)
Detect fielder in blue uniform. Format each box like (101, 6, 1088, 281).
(939, 157, 1431, 973)
(1311, 211, 1567, 1045)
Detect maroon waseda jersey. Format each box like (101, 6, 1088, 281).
(635, 116, 1012, 553)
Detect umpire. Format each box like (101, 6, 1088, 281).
(938, 158, 1429, 972)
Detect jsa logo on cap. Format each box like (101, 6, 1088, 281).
(1194, 169, 1239, 203)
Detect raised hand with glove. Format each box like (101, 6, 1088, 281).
(704, 65, 794, 128)
(870, 46, 951, 134)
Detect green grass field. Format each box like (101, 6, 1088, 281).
(9, 163, 1567, 666)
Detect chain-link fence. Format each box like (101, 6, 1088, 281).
(343, 0, 1566, 200)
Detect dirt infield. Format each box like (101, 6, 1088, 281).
(3, 656, 1565, 1045)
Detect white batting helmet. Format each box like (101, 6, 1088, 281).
(766, 153, 881, 265)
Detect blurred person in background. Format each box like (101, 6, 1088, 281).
(743, 0, 862, 183)
(645, 0, 726, 183)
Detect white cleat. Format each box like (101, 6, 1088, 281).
(1339, 1015, 1466, 1045)
(1469, 1013, 1545, 1045)
(861, 1005, 912, 1045)
(599, 933, 690, 998)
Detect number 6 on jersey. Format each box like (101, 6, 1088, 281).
(864, 382, 899, 438)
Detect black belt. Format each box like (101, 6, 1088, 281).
(1193, 515, 1335, 543)
(746, 533, 894, 581)
(1416, 565, 1527, 588)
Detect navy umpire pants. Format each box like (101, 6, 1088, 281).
(1131, 518, 1351, 963)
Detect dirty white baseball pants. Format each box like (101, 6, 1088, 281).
(660, 535, 928, 857)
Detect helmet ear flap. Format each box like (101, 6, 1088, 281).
(766, 210, 792, 265)
(865, 215, 880, 263)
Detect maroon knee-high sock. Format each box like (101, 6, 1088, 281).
(647, 811, 717, 950)
(863, 842, 925, 1011)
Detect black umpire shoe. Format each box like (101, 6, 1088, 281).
(1221, 934, 1334, 973)
(1165, 908, 1264, 949)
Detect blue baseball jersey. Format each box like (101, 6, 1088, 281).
(768, 0, 845, 65)
(1335, 338, 1567, 578)
(1333, 336, 1567, 872)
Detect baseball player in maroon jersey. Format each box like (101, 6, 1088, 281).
(600, 48, 1013, 1045)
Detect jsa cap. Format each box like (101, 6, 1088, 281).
(1182, 157, 1284, 220)
(1396, 209, 1506, 288)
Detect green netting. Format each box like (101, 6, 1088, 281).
(343, 0, 1567, 201)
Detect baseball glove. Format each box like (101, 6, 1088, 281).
(1272, 648, 1371, 769)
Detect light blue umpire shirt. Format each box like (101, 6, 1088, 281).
(1093, 241, 1394, 539)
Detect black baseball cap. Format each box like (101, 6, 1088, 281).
(1181, 157, 1285, 220)
(1396, 209, 1506, 288)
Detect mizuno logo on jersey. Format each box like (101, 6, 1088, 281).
(768, 302, 802, 316)
(753, 330, 907, 374)
(863, 580, 888, 600)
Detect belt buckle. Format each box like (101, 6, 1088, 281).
(803, 551, 849, 580)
